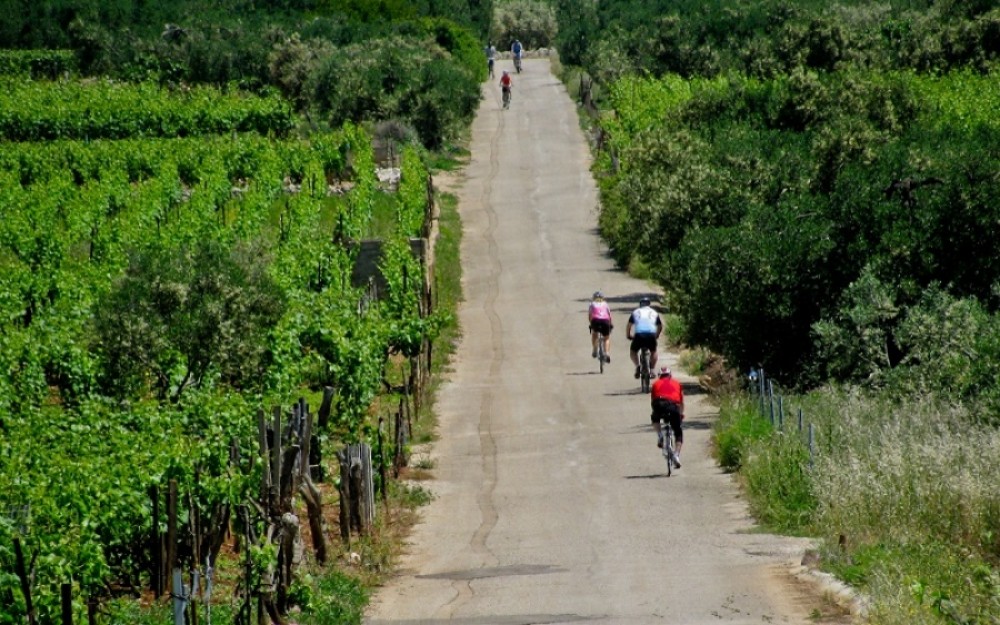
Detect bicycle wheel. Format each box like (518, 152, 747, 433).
(598, 340, 605, 374)
(640, 349, 651, 393)
(661, 420, 673, 476)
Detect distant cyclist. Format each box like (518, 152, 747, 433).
(485, 41, 497, 77)
(625, 297, 662, 379)
(588, 291, 613, 363)
(499, 70, 512, 107)
(511, 38, 523, 72)
(651, 367, 684, 468)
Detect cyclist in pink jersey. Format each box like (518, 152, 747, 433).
(588, 291, 613, 362)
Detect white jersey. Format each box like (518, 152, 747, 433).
(630, 306, 659, 335)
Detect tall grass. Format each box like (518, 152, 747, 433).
(714, 386, 1000, 624)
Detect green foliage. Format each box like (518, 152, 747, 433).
(0, 80, 294, 141)
(491, 0, 558, 49)
(554, 0, 1000, 80)
(594, 68, 1000, 382)
(415, 16, 489, 80)
(660, 312, 686, 347)
(397, 144, 429, 237)
(297, 569, 368, 625)
(719, 385, 1000, 619)
(812, 265, 901, 382)
(713, 395, 774, 471)
(268, 33, 336, 110)
(0, 49, 77, 78)
(740, 426, 816, 532)
(0, 391, 258, 623)
(95, 239, 286, 401)
(310, 35, 479, 149)
(0, 117, 439, 613)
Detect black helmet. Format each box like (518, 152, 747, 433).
(639, 297, 651, 306)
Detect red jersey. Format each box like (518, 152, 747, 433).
(651, 376, 683, 404)
(500, 74, 512, 88)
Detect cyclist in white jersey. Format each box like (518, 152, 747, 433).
(626, 297, 663, 378)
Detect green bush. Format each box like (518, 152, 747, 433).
(741, 428, 816, 532)
(310, 34, 478, 149)
(491, 0, 558, 50)
(713, 395, 773, 471)
(299, 570, 368, 625)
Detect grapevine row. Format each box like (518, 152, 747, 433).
(0, 79, 294, 141)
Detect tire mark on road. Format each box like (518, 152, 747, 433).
(436, 88, 507, 620)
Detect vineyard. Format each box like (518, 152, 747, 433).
(0, 54, 442, 623)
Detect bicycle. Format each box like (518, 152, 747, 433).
(638, 347, 652, 393)
(597, 333, 607, 374)
(502, 86, 511, 109)
(514, 55, 522, 73)
(658, 417, 677, 477)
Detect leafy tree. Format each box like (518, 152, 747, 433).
(491, 0, 558, 49)
(311, 34, 478, 149)
(94, 240, 286, 402)
(269, 33, 336, 109)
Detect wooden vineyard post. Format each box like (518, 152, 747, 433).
(298, 406, 328, 564)
(337, 449, 351, 546)
(61, 583, 72, 625)
(14, 537, 36, 625)
(349, 453, 364, 535)
(377, 416, 388, 504)
(316, 386, 336, 481)
(188, 475, 200, 625)
(149, 485, 163, 597)
(166, 480, 178, 595)
(271, 406, 282, 512)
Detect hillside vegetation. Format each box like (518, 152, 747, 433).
(0, 1, 497, 623)
(553, 1, 1000, 624)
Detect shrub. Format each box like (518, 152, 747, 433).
(713, 395, 773, 471)
(491, 0, 558, 49)
(95, 239, 286, 401)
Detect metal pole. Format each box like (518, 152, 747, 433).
(808, 423, 815, 469)
(798, 408, 803, 432)
(61, 583, 72, 625)
(778, 396, 784, 430)
(204, 555, 214, 625)
(172, 568, 187, 625)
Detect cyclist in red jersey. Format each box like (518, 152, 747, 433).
(650, 367, 684, 468)
(499, 70, 513, 108)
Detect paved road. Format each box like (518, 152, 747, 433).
(365, 58, 836, 625)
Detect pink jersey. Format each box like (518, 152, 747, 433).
(588, 300, 612, 322)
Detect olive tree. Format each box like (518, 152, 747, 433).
(491, 0, 558, 49)
(94, 240, 285, 402)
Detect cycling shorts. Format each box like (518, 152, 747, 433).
(630, 333, 657, 352)
(651, 399, 683, 443)
(590, 320, 612, 336)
